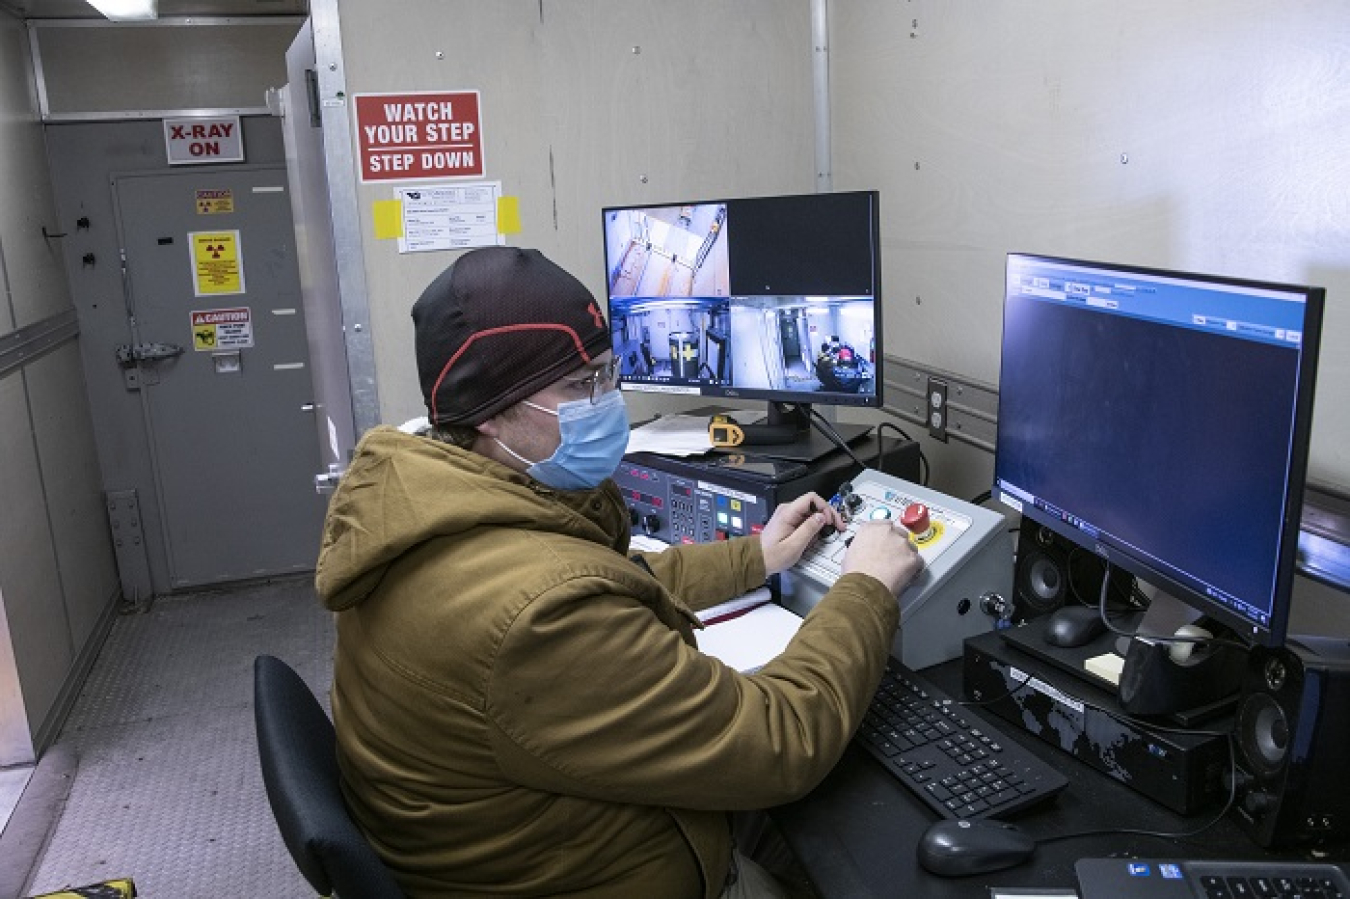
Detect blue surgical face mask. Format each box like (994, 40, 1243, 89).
(494, 388, 630, 490)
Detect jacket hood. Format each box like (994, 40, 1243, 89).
(315, 426, 626, 612)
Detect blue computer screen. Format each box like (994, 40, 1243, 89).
(994, 254, 1323, 645)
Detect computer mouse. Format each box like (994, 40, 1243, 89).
(916, 818, 1036, 877)
(1043, 605, 1108, 648)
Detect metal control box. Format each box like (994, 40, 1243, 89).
(780, 468, 1014, 670)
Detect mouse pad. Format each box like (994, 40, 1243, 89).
(998, 614, 1136, 694)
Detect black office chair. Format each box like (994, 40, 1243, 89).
(253, 654, 406, 899)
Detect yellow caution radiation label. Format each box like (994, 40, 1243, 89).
(195, 188, 234, 214)
(189, 230, 245, 296)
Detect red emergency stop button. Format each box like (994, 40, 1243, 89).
(901, 503, 931, 536)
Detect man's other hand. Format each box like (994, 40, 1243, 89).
(759, 492, 844, 576)
(842, 522, 924, 596)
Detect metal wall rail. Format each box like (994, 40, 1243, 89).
(881, 353, 998, 452)
(0, 309, 79, 379)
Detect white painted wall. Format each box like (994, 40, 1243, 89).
(830, 0, 1350, 492)
(323, 1, 1349, 497)
(0, 10, 119, 760)
(333, 0, 818, 429)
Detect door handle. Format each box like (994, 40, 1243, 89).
(115, 342, 186, 390)
(115, 342, 185, 365)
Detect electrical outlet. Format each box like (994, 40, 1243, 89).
(927, 376, 948, 442)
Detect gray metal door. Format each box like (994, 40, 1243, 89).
(278, 16, 380, 491)
(281, 20, 356, 484)
(112, 167, 325, 589)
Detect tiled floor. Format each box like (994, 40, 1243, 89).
(15, 576, 334, 897)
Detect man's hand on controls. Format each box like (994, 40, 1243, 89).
(842, 521, 924, 596)
(759, 492, 845, 576)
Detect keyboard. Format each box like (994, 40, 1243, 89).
(854, 658, 1068, 819)
(1076, 857, 1349, 899)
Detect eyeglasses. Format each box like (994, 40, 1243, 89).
(563, 358, 622, 404)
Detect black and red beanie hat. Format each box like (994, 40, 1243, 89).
(412, 247, 611, 426)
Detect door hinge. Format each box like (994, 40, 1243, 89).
(305, 69, 322, 128)
(314, 462, 345, 495)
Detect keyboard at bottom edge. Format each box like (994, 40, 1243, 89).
(1075, 857, 1349, 899)
(855, 658, 1068, 819)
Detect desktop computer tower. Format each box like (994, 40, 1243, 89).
(1231, 636, 1350, 849)
(962, 627, 1229, 815)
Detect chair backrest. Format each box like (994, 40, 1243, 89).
(253, 655, 406, 899)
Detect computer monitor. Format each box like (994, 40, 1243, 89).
(993, 253, 1324, 648)
(601, 190, 882, 454)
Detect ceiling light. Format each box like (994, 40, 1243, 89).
(85, 0, 158, 21)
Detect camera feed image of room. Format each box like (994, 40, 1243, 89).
(727, 296, 877, 395)
(607, 202, 731, 383)
(605, 202, 730, 299)
(610, 295, 732, 383)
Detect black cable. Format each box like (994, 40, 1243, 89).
(969, 490, 993, 507)
(958, 668, 1036, 709)
(1065, 546, 1137, 612)
(1096, 561, 1253, 655)
(808, 408, 866, 469)
(877, 422, 928, 485)
(876, 420, 916, 444)
(1033, 733, 1239, 846)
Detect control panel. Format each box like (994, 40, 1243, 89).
(781, 468, 1014, 670)
(615, 427, 922, 548)
(614, 458, 773, 544)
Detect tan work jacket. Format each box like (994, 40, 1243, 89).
(316, 427, 898, 898)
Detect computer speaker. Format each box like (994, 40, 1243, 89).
(1231, 637, 1350, 848)
(1013, 519, 1135, 622)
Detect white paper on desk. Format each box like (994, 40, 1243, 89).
(625, 410, 766, 457)
(625, 414, 716, 456)
(627, 533, 672, 554)
(695, 594, 803, 674)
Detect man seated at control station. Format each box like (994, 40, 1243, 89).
(315, 246, 925, 898)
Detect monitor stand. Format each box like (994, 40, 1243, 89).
(1116, 590, 1247, 719)
(743, 424, 872, 463)
(700, 402, 873, 463)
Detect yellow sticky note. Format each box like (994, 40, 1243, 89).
(373, 200, 403, 239)
(497, 195, 521, 234)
